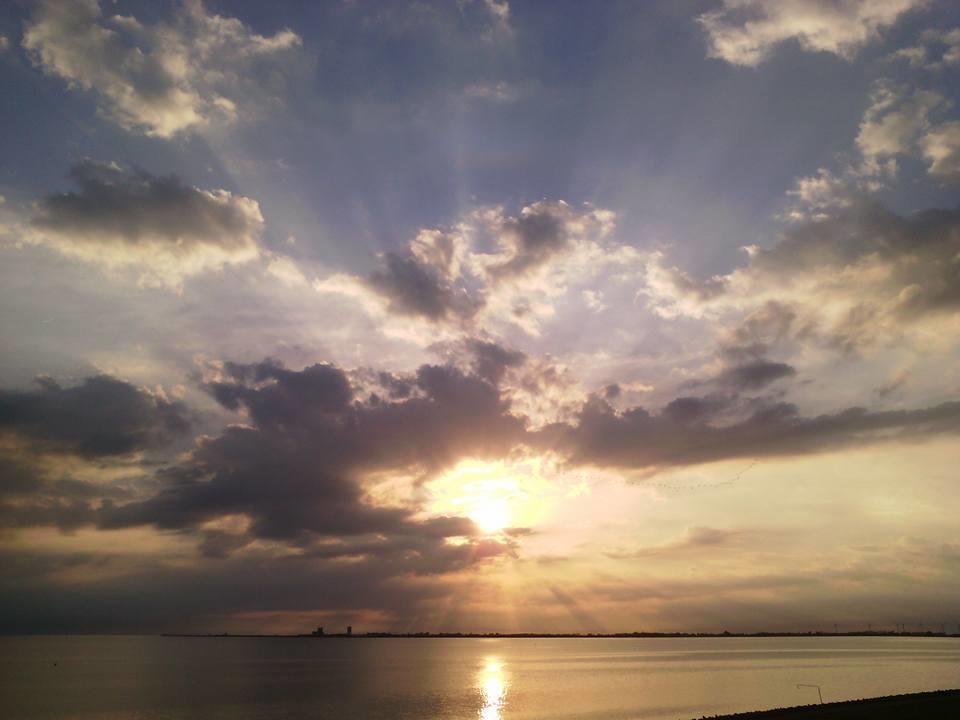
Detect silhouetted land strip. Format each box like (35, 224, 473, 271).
(693, 689, 960, 719)
(161, 630, 960, 639)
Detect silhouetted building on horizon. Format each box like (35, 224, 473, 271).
(311, 626, 324, 636)
(347, 625, 352, 636)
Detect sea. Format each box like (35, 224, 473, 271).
(2, 636, 959, 719)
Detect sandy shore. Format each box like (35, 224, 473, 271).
(696, 689, 960, 719)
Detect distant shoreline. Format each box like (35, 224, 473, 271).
(160, 631, 960, 639)
(693, 688, 960, 719)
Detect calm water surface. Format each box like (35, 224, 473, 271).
(2, 636, 958, 719)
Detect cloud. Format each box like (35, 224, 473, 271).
(461, 81, 520, 103)
(3, 352, 960, 629)
(784, 168, 855, 221)
(856, 81, 942, 163)
(486, 201, 592, 280)
(0, 499, 100, 533)
(606, 526, 745, 558)
(0, 455, 128, 533)
(781, 80, 950, 213)
(0, 375, 189, 458)
(699, 0, 926, 67)
(718, 301, 799, 364)
(27, 161, 263, 289)
(646, 198, 960, 353)
(644, 252, 728, 318)
(0, 375, 189, 532)
(366, 252, 479, 322)
(314, 223, 478, 326)
(315, 201, 620, 332)
(265, 254, 309, 288)
(464, 339, 527, 384)
(888, 28, 960, 70)
(541, 392, 960, 473)
(874, 367, 911, 398)
(745, 201, 960, 320)
(0, 359, 526, 606)
(98, 358, 526, 550)
(814, 78, 960, 186)
(483, 0, 512, 35)
(22, 0, 302, 137)
(921, 121, 960, 181)
(717, 360, 797, 391)
(0, 540, 514, 633)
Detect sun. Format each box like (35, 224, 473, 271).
(426, 460, 547, 536)
(470, 496, 511, 534)
(452, 476, 517, 535)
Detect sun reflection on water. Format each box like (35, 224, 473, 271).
(477, 657, 508, 719)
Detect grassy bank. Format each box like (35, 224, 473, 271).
(696, 689, 960, 719)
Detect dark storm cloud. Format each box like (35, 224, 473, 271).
(0, 456, 39, 497)
(0, 499, 98, 533)
(0, 375, 189, 457)
(487, 203, 571, 280)
(0, 546, 493, 634)
(209, 359, 352, 421)
(26, 161, 263, 288)
(366, 252, 479, 321)
(364, 253, 482, 322)
(32, 161, 262, 255)
(5, 353, 960, 632)
(376, 371, 415, 399)
(0, 374, 180, 532)
(427, 338, 526, 384)
(0, 356, 526, 629)
(0, 448, 136, 533)
(5, 354, 960, 542)
(0, 454, 131, 505)
(197, 530, 254, 559)
(717, 360, 796, 390)
(100, 359, 525, 547)
(541, 393, 960, 472)
(300, 531, 509, 576)
(197, 509, 491, 565)
(466, 339, 526, 384)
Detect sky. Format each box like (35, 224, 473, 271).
(2, 0, 960, 635)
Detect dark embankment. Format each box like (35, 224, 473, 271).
(697, 689, 960, 719)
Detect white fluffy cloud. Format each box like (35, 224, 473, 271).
(22, 0, 301, 137)
(783, 168, 856, 221)
(856, 81, 942, 162)
(791, 79, 954, 195)
(921, 121, 960, 181)
(889, 28, 960, 70)
(850, 80, 960, 184)
(26, 161, 263, 290)
(699, 0, 925, 66)
(314, 201, 637, 338)
(645, 199, 960, 356)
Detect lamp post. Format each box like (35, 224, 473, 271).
(797, 684, 823, 704)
